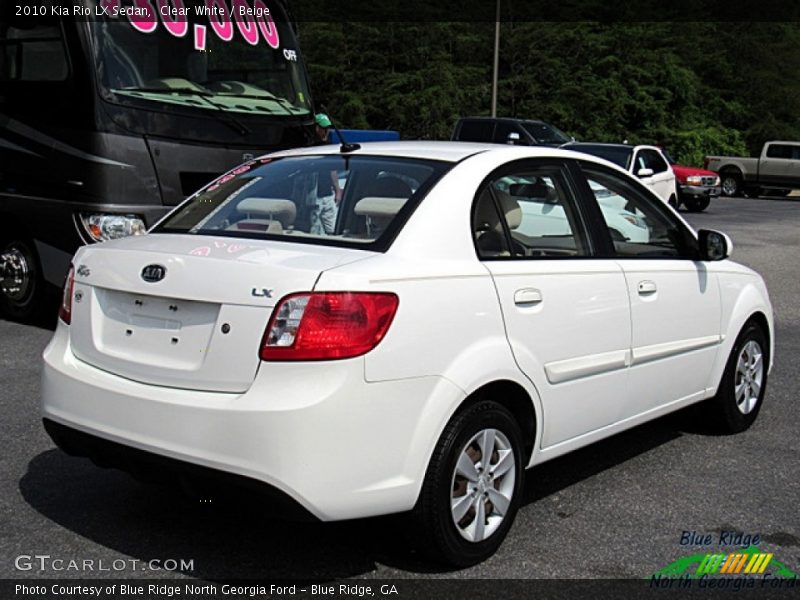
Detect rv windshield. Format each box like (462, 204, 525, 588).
(89, 0, 311, 116)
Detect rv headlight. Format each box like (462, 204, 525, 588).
(79, 213, 147, 242)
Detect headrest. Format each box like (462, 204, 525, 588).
(236, 197, 296, 225)
(354, 196, 407, 219)
(475, 189, 522, 231)
(495, 189, 522, 230)
(510, 181, 557, 202)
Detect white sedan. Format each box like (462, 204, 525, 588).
(41, 142, 773, 566)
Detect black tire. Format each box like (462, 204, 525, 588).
(720, 172, 742, 197)
(703, 322, 769, 434)
(409, 400, 525, 566)
(0, 236, 46, 321)
(683, 197, 710, 212)
(668, 194, 679, 208)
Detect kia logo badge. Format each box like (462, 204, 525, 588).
(141, 264, 166, 283)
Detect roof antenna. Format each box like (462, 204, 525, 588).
(321, 105, 361, 153)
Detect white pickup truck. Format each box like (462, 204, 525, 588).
(705, 141, 800, 197)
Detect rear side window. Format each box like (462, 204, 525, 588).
(0, 18, 68, 81)
(155, 155, 449, 250)
(455, 120, 494, 142)
(473, 165, 589, 259)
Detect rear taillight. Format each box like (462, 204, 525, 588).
(59, 266, 75, 324)
(260, 292, 399, 361)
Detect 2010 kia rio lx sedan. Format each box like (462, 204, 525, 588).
(41, 142, 773, 566)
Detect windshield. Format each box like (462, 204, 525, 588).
(154, 156, 451, 249)
(569, 144, 633, 170)
(521, 122, 571, 145)
(89, 0, 311, 116)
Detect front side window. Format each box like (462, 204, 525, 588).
(583, 166, 696, 259)
(634, 149, 669, 174)
(155, 155, 449, 249)
(473, 166, 589, 259)
(521, 122, 571, 146)
(89, 0, 311, 116)
(0, 17, 68, 81)
(766, 144, 794, 159)
(493, 122, 523, 144)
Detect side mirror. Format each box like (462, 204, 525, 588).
(636, 168, 654, 178)
(506, 132, 521, 145)
(698, 229, 732, 261)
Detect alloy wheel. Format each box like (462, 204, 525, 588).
(450, 428, 516, 543)
(734, 340, 763, 415)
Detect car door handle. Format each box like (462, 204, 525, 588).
(514, 288, 543, 305)
(637, 280, 657, 295)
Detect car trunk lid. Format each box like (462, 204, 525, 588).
(68, 234, 372, 392)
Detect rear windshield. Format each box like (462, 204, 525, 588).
(568, 144, 633, 170)
(154, 155, 450, 250)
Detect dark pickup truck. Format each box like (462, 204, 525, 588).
(451, 117, 572, 147)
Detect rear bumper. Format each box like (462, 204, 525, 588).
(42, 418, 317, 520)
(42, 321, 463, 521)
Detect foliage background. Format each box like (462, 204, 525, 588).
(296, 22, 800, 165)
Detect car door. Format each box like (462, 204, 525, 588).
(493, 121, 528, 145)
(793, 145, 800, 185)
(633, 148, 673, 203)
(473, 160, 632, 448)
(760, 143, 796, 187)
(579, 163, 722, 418)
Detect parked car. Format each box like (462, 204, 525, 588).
(562, 142, 678, 206)
(705, 141, 800, 197)
(496, 175, 649, 243)
(452, 116, 572, 147)
(42, 142, 773, 567)
(663, 151, 721, 213)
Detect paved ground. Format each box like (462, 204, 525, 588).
(1, 195, 798, 581)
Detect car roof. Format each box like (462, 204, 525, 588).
(459, 116, 550, 125)
(565, 142, 662, 152)
(266, 140, 583, 163)
(565, 142, 634, 150)
(263, 141, 634, 178)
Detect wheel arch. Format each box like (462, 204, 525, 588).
(709, 278, 774, 396)
(719, 164, 744, 177)
(456, 379, 538, 465)
(743, 311, 772, 365)
(0, 211, 34, 239)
